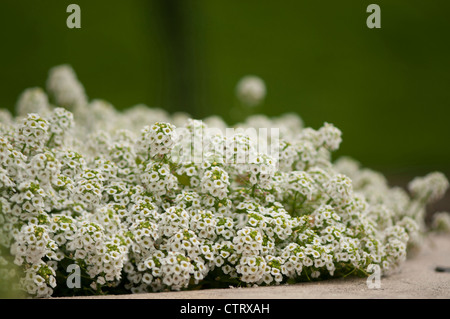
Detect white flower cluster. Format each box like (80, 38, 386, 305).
(0, 65, 448, 298)
(236, 75, 266, 107)
(431, 212, 450, 233)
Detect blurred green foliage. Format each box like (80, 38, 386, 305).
(0, 247, 26, 299)
(0, 0, 449, 176)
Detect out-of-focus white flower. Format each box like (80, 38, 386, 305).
(236, 75, 266, 107)
(431, 212, 450, 233)
(16, 87, 51, 119)
(319, 122, 342, 152)
(46, 64, 87, 110)
(408, 172, 449, 204)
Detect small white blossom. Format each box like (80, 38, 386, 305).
(236, 75, 266, 107)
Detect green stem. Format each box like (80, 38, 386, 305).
(291, 192, 299, 216)
(46, 133, 55, 147)
(291, 192, 307, 217)
(304, 268, 311, 281)
(343, 267, 357, 278)
(251, 184, 257, 197)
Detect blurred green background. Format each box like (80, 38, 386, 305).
(0, 0, 449, 183)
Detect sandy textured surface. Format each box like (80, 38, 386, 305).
(61, 233, 450, 299)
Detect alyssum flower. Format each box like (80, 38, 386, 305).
(0, 65, 448, 298)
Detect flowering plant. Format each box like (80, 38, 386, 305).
(0, 65, 448, 298)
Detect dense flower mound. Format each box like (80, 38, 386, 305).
(0, 65, 448, 298)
